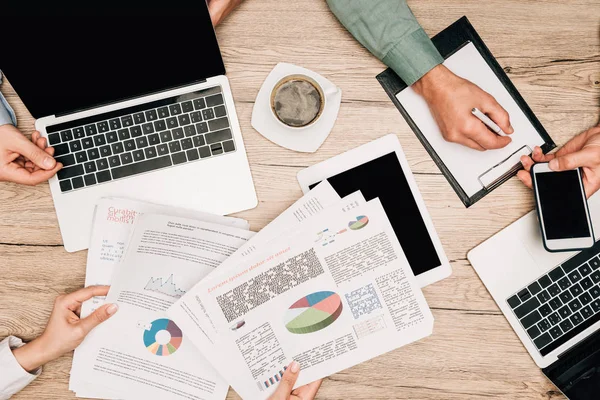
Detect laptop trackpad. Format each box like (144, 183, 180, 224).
(522, 212, 577, 273)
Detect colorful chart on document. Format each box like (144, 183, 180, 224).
(348, 215, 369, 230)
(285, 291, 343, 334)
(144, 318, 183, 356)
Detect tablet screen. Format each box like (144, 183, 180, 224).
(309, 152, 441, 276)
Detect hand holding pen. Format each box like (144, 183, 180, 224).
(413, 64, 514, 151)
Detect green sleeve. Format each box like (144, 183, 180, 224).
(326, 0, 443, 85)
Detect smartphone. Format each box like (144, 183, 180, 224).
(531, 163, 594, 252)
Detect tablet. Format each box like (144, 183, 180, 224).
(297, 134, 452, 287)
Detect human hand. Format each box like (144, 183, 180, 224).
(207, 0, 244, 26)
(413, 64, 514, 151)
(517, 125, 600, 198)
(267, 361, 323, 400)
(12, 286, 118, 372)
(0, 124, 62, 185)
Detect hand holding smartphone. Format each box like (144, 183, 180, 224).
(531, 163, 594, 252)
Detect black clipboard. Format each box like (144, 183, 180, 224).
(376, 16, 555, 207)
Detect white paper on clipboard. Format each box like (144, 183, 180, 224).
(396, 42, 546, 198)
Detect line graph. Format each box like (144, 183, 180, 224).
(143, 274, 186, 298)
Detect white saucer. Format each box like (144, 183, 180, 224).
(251, 63, 342, 153)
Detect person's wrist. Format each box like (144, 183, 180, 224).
(412, 64, 448, 99)
(12, 336, 55, 372)
(0, 123, 14, 134)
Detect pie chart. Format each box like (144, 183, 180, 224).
(285, 291, 343, 334)
(143, 318, 183, 356)
(348, 215, 369, 230)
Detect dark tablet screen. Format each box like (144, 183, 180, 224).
(309, 152, 442, 277)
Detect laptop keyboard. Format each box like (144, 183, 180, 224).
(507, 240, 600, 356)
(46, 86, 236, 192)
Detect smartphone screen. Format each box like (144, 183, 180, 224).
(536, 170, 590, 239)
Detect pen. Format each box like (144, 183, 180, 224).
(471, 108, 508, 137)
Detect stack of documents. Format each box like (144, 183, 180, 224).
(69, 197, 252, 399)
(70, 182, 434, 399)
(169, 181, 434, 398)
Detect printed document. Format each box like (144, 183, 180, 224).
(75, 214, 254, 400)
(174, 198, 433, 399)
(69, 197, 248, 398)
(169, 181, 344, 350)
(82, 197, 248, 317)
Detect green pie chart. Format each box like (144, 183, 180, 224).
(284, 291, 343, 334)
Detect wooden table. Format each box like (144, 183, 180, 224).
(1, 1, 598, 398)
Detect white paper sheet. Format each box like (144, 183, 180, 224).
(80, 197, 249, 318)
(69, 197, 249, 398)
(168, 181, 344, 350)
(74, 214, 254, 400)
(396, 42, 546, 197)
(174, 198, 433, 399)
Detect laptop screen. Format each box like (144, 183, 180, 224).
(1, 2, 225, 119)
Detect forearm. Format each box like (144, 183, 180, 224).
(12, 337, 53, 372)
(326, 0, 443, 85)
(0, 336, 42, 400)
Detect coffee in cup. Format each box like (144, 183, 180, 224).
(270, 75, 325, 128)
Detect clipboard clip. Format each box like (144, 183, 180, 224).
(477, 145, 531, 190)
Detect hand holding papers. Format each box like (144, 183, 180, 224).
(75, 214, 254, 400)
(80, 197, 249, 318)
(169, 185, 434, 399)
(70, 197, 251, 399)
(71, 181, 436, 399)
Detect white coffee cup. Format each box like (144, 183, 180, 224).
(252, 63, 342, 153)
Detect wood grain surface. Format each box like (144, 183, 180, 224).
(1, 0, 599, 399)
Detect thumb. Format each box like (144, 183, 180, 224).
(270, 361, 300, 400)
(549, 147, 599, 171)
(77, 303, 118, 336)
(13, 135, 57, 170)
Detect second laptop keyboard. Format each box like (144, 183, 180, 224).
(507, 241, 600, 356)
(46, 86, 236, 193)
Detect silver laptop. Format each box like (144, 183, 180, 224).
(2, 3, 257, 252)
(469, 194, 600, 399)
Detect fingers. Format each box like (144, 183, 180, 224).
(520, 147, 555, 171)
(270, 361, 300, 400)
(480, 97, 513, 134)
(1, 162, 62, 185)
(66, 285, 111, 304)
(460, 138, 485, 151)
(293, 379, 323, 400)
(556, 130, 592, 157)
(12, 133, 57, 170)
(56, 286, 110, 314)
(470, 121, 512, 150)
(530, 146, 555, 163)
(549, 147, 599, 171)
(77, 303, 119, 336)
(518, 146, 558, 190)
(517, 169, 533, 189)
(208, 0, 243, 26)
(208, 0, 227, 26)
(582, 175, 600, 199)
(442, 127, 484, 150)
(36, 136, 48, 150)
(14, 156, 27, 168)
(31, 131, 40, 143)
